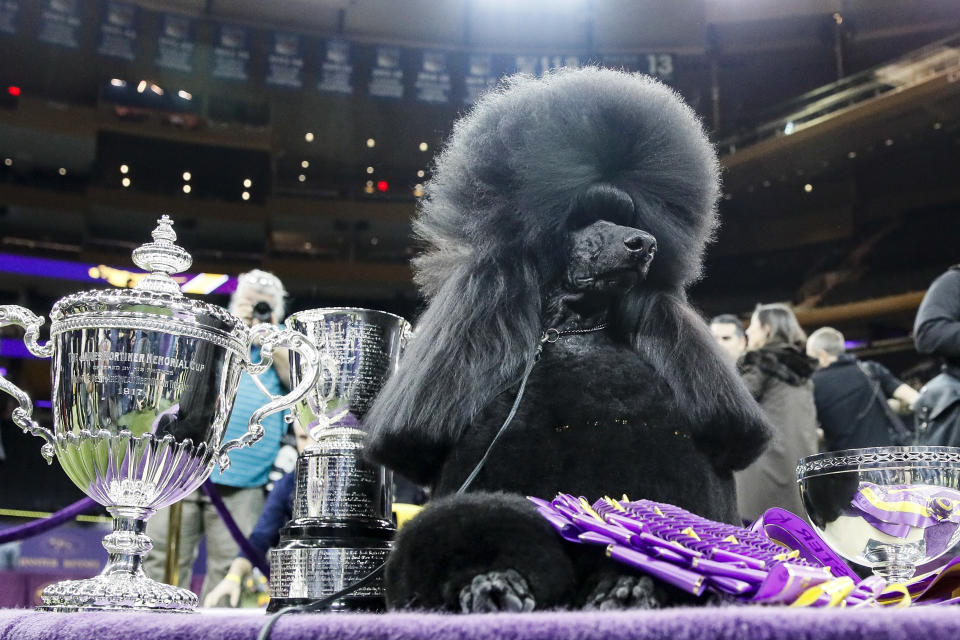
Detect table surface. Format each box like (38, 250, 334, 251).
(1, 605, 959, 640)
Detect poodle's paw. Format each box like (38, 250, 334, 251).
(584, 574, 661, 611)
(458, 569, 536, 613)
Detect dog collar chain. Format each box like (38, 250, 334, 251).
(542, 323, 608, 345)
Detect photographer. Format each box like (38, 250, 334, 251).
(144, 270, 291, 602)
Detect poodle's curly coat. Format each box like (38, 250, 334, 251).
(364, 68, 771, 611)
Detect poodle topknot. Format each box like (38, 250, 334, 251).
(365, 68, 756, 486)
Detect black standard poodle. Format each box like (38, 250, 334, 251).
(364, 67, 772, 612)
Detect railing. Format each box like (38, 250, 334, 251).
(718, 31, 960, 155)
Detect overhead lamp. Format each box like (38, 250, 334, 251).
(110, 78, 126, 88)
(136, 80, 147, 93)
(177, 90, 192, 100)
(150, 83, 163, 96)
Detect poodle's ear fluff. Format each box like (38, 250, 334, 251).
(615, 290, 772, 472)
(364, 259, 543, 486)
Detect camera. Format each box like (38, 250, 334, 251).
(252, 301, 273, 322)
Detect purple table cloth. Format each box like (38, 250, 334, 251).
(2, 606, 960, 640)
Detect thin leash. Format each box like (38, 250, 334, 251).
(257, 322, 607, 639)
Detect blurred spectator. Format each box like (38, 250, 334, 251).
(734, 303, 818, 522)
(710, 314, 748, 363)
(913, 266, 960, 445)
(807, 327, 917, 450)
(145, 270, 290, 600)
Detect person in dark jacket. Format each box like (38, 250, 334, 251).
(807, 327, 918, 451)
(735, 303, 819, 522)
(913, 266, 960, 445)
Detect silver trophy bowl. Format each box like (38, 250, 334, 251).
(0, 216, 320, 612)
(798, 446, 960, 582)
(269, 308, 411, 611)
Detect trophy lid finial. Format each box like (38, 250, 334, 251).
(131, 215, 193, 295)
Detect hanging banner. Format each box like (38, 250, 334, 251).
(317, 38, 353, 95)
(602, 53, 674, 80)
(97, 1, 137, 61)
(368, 46, 404, 99)
(155, 14, 194, 73)
(464, 53, 498, 104)
(211, 24, 250, 81)
(414, 49, 451, 104)
(37, 0, 82, 49)
(266, 32, 304, 88)
(514, 55, 540, 75)
(0, 0, 19, 35)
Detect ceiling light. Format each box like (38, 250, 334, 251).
(58, 167, 66, 176)
(366, 166, 374, 174)
(298, 174, 306, 182)
(110, 78, 126, 88)
(419, 142, 428, 152)
(150, 83, 163, 96)
(136, 80, 147, 93)
(241, 191, 250, 201)
(783, 121, 795, 135)
(182, 171, 191, 181)
(120, 164, 129, 174)
(366, 138, 376, 148)
(243, 178, 252, 188)
(803, 183, 813, 193)
(121, 177, 131, 187)
(416, 170, 425, 178)
(3, 158, 12, 167)
(177, 90, 192, 100)
(301, 160, 309, 169)
(182, 184, 191, 194)
(305, 132, 315, 142)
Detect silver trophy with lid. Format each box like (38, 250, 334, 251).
(0, 216, 320, 612)
(268, 308, 411, 611)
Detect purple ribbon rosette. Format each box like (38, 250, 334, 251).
(850, 482, 960, 559)
(530, 494, 889, 607)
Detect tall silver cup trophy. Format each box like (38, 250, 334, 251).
(0, 216, 320, 612)
(268, 308, 411, 611)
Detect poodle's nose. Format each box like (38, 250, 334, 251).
(624, 232, 657, 261)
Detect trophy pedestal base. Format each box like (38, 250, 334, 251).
(266, 594, 385, 613)
(36, 573, 198, 613)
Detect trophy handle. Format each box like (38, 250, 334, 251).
(0, 305, 57, 463)
(218, 325, 321, 470)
